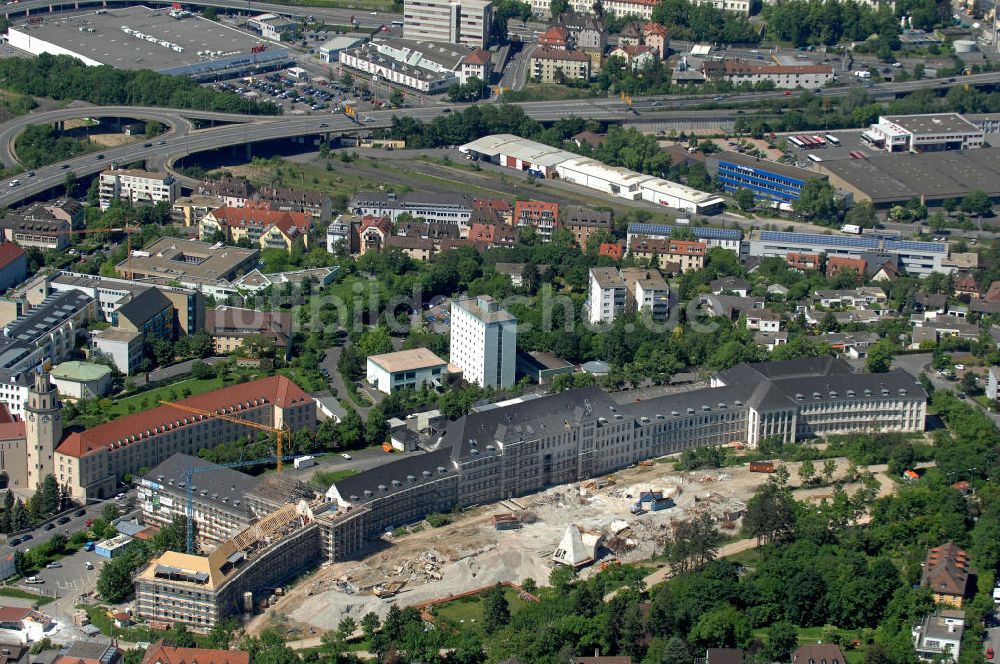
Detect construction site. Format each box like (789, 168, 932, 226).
(256, 457, 800, 635)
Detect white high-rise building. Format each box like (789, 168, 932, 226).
(450, 295, 517, 388)
(588, 267, 626, 325)
(403, 0, 494, 48)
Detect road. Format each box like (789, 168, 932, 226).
(891, 352, 1000, 427)
(3, 0, 399, 28)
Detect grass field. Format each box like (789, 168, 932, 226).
(431, 586, 531, 633)
(0, 587, 55, 605)
(107, 376, 226, 418)
(505, 82, 604, 102)
(309, 468, 359, 490)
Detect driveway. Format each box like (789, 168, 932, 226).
(320, 346, 372, 417)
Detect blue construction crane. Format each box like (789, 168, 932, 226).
(181, 454, 299, 553)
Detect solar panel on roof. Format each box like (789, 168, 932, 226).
(759, 231, 880, 249)
(886, 240, 946, 253)
(629, 223, 742, 240)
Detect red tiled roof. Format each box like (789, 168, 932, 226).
(985, 281, 1000, 302)
(463, 48, 492, 66)
(643, 22, 667, 36)
(599, 242, 624, 260)
(0, 607, 31, 622)
(360, 215, 391, 235)
(468, 223, 496, 243)
(0, 422, 25, 441)
(827, 256, 866, 275)
(142, 642, 250, 664)
(0, 242, 26, 270)
(473, 198, 511, 213)
(514, 200, 559, 220)
(0, 403, 15, 423)
(55, 376, 310, 458)
(211, 206, 311, 238)
(539, 25, 569, 45)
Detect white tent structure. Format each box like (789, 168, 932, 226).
(552, 524, 603, 567)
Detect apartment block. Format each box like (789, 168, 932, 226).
(99, 169, 179, 210)
(449, 295, 517, 388)
(622, 268, 669, 322)
(529, 47, 591, 82)
(588, 267, 626, 325)
(513, 200, 559, 242)
(366, 348, 448, 394)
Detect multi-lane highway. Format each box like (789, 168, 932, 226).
(1, 68, 999, 207)
(3, 0, 400, 28)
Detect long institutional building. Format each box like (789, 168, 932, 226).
(134, 357, 926, 629)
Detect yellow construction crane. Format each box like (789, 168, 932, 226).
(158, 400, 290, 472)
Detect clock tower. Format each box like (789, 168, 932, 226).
(25, 371, 62, 490)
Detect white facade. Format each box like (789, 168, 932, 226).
(339, 46, 459, 94)
(403, 0, 493, 47)
(365, 349, 447, 394)
(450, 295, 517, 388)
(988, 366, 1000, 401)
(588, 267, 626, 325)
(867, 114, 985, 153)
(99, 169, 179, 210)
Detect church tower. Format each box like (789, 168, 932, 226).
(25, 371, 62, 490)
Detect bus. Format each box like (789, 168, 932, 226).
(811, 135, 827, 147)
(391, 19, 403, 26)
(824, 134, 841, 146)
(807, 154, 823, 163)
(788, 136, 804, 148)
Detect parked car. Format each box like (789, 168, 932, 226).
(45, 562, 61, 569)
(42, 523, 54, 531)
(24, 576, 43, 584)
(75, 509, 85, 516)
(9, 537, 21, 546)
(341, 453, 352, 460)
(58, 516, 70, 524)
(85, 561, 94, 570)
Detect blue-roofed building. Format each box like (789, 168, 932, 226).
(748, 230, 951, 277)
(707, 152, 827, 210)
(627, 223, 743, 255)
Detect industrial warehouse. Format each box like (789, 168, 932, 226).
(5, 7, 292, 80)
(133, 357, 927, 629)
(459, 134, 726, 214)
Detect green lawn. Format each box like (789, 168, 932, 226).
(82, 605, 214, 647)
(752, 626, 864, 664)
(0, 587, 55, 605)
(431, 586, 531, 632)
(107, 376, 226, 418)
(309, 468, 359, 490)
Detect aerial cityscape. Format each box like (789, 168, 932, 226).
(0, 0, 995, 662)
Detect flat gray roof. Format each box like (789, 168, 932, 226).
(11, 6, 266, 72)
(882, 113, 981, 136)
(822, 147, 1000, 204)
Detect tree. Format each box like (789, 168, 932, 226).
(482, 583, 511, 634)
(97, 552, 139, 602)
(793, 179, 839, 221)
(549, 0, 569, 16)
(361, 612, 381, 640)
(663, 512, 721, 573)
(734, 188, 755, 212)
(64, 170, 76, 197)
(798, 458, 816, 485)
(764, 622, 798, 662)
(201, 6, 218, 20)
(821, 458, 837, 483)
(389, 89, 404, 107)
(191, 360, 216, 380)
(661, 636, 692, 664)
(101, 502, 119, 523)
(688, 603, 751, 649)
(337, 616, 357, 640)
(743, 482, 796, 546)
(168, 622, 197, 648)
(865, 338, 895, 373)
(845, 201, 877, 229)
(960, 190, 992, 217)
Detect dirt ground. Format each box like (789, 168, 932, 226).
(254, 458, 807, 635)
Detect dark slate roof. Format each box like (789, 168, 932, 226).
(142, 453, 258, 515)
(116, 288, 172, 327)
(332, 447, 456, 504)
(439, 386, 617, 462)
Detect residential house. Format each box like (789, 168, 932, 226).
(792, 645, 846, 664)
(642, 22, 668, 59)
(609, 44, 656, 70)
(472, 198, 513, 224)
(564, 207, 612, 249)
(530, 47, 592, 83)
(538, 25, 571, 49)
(494, 262, 549, 288)
(467, 223, 520, 249)
(555, 12, 606, 66)
(358, 216, 392, 255)
(572, 131, 605, 149)
(746, 309, 781, 333)
(954, 272, 981, 299)
(621, 267, 669, 321)
(600, 242, 624, 260)
(921, 542, 972, 607)
(984, 280, 1000, 302)
(912, 610, 965, 662)
(787, 252, 820, 271)
(257, 186, 332, 223)
(461, 48, 493, 83)
(197, 177, 255, 208)
(826, 256, 867, 281)
(629, 238, 706, 273)
(206, 307, 292, 359)
(755, 331, 787, 351)
(514, 201, 560, 242)
(201, 205, 312, 253)
(140, 641, 250, 664)
(818, 331, 880, 359)
(711, 277, 751, 297)
(386, 235, 436, 261)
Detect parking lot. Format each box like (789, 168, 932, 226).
(215, 68, 400, 115)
